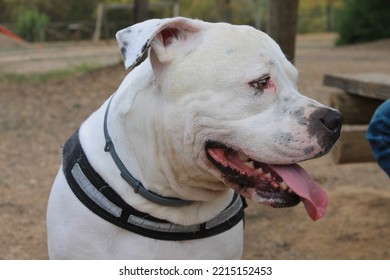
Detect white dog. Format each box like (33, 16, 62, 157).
(47, 17, 342, 259)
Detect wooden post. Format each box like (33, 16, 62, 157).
(223, 0, 233, 23)
(134, 0, 149, 23)
(267, 0, 299, 62)
(253, 0, 266, 30)
(173, 0, 180, 17)
(93, 3, 105, 42)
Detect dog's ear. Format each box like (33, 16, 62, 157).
(116, 17, 205, 69)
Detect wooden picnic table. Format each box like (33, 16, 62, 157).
(324, 73, 390, 100)
(323, 73, 390, 164)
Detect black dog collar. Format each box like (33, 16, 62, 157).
(62, 130, 246, 241)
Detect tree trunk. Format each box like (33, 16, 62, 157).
(223, 0, 233, 23)
(267, 0, 299, 62)
(325, 0, 333, 32)
(134, 0, 149, 23)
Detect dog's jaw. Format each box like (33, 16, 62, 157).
(204, 141, 328, 221)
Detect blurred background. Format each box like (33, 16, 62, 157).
(0, 0, 389, 260)
(1, 0, 389, 44)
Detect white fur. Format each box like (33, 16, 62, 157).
(47, 17, 337, 259)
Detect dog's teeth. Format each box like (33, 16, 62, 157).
(257, 168, 263, 174)
(238, 153, 250, 162)
(244, 161, 254, 168)
(265, 173, 272, 178)
(280, 181, 288, 190)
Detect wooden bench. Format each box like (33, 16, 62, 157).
(323, 73, 390, 164)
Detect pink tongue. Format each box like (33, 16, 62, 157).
(271, 164, 328, 221)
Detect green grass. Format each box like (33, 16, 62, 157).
(0, 63, 101, 84)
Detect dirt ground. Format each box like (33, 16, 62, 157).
(0, 33, 389, 260)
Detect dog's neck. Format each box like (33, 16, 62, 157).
(104, 93, 193, 207)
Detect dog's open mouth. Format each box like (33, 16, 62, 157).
(205, 141, 328, 220)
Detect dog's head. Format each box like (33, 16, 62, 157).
(116, 17, 343, 220)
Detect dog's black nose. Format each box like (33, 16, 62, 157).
(320, 110, 343, 134)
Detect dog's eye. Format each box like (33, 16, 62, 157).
(251, 76, 271, 91)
